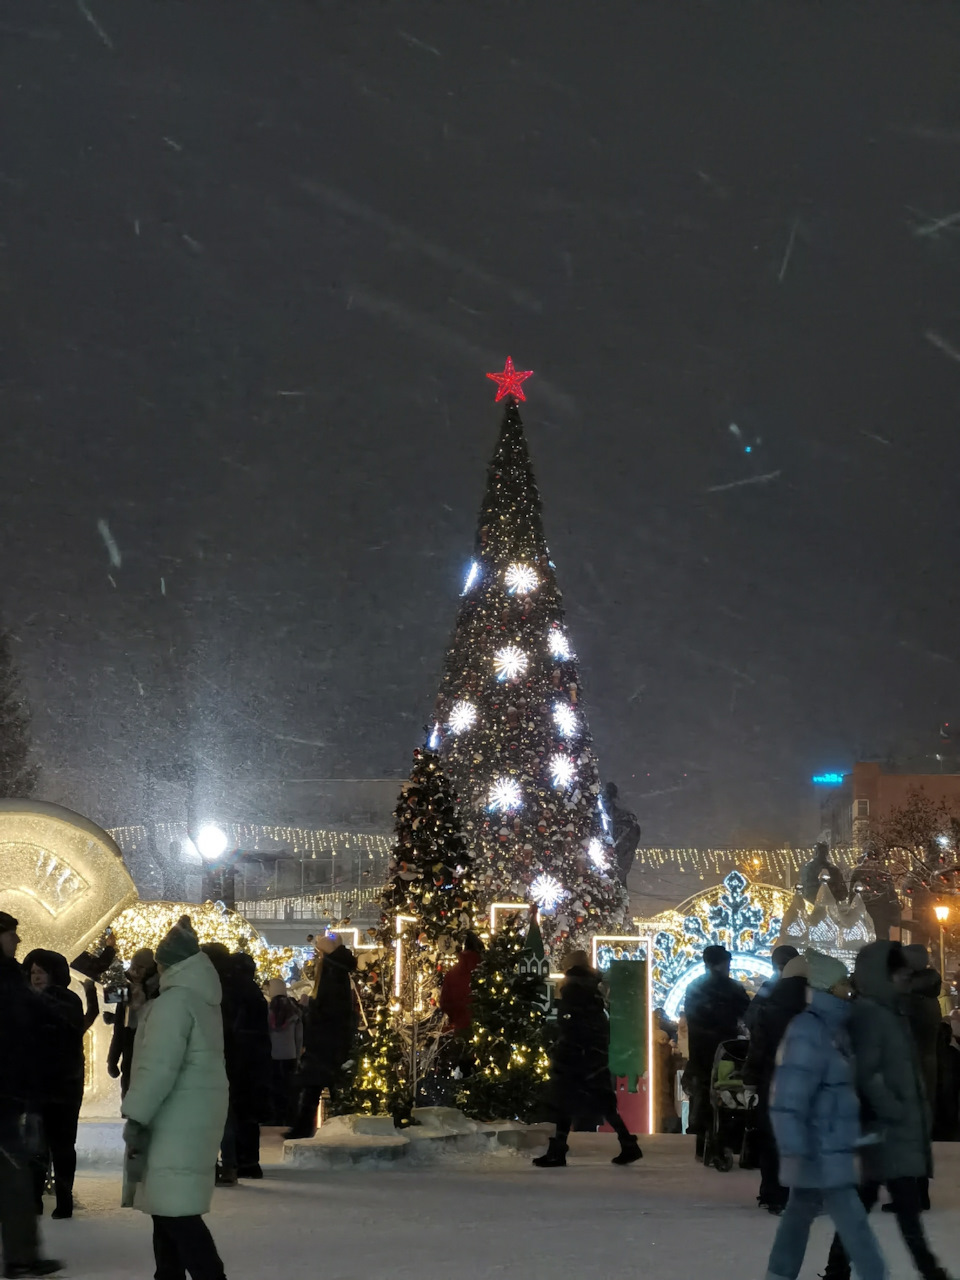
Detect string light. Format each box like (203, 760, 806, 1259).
(504, 562, 538, 595)
(462, 560, 481, 595)
(488, 777, 523, 812)
(493, 645, 528, 681)
(553, 703, 577, 737)
(448, 701, 477, 734)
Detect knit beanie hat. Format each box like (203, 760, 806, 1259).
(0, 911, 18, 935)
(805, 950, 848, 992)
(130, 948, 156, 970)
(782, 956, 808, 981)
(156, 916, 199, 968)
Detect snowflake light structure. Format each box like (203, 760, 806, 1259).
(547, 628, 572, 660)
(530, 874, 565, 912)
(549, 754, 575, 790)
(587, 838, 609, 870)
(553, 703, 577, 737)
(504, 562, 538, 595)
(493, 645, 528, 682)
(488, 777, 523, 812)
(448, 701, 477, 734)
(462, 560, 481, 595)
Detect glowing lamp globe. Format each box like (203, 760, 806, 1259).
(197, 824, 229, 862)
(935, 905, 950, 924)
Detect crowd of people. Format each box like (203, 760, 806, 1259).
(2, 898, 959, 1280)
(683, 937, 959, 1280)
(0, 912, 360, 1280)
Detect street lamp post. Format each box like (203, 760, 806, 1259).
(934, 904, 949, 988)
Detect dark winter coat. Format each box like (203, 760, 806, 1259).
(547, 966, 615, 1116)
(440, 950, 481, 1033)
(933, 1021, 960, 1141)
(684, 969, 750, 1081)
(229, 956, 272, 1115)
(770, 989, 861, 1189)
(22, 948, 86, 1105)
(300, 944, 358, 1089)
(743, 974, 808, 1098)
(851, 940, 932, 1182)
(901, 964, 942, 1110)
(0, 952, 43, 1116)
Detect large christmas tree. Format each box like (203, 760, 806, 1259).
(345, 744, 477, 1121)
(432, 360, 627, 952)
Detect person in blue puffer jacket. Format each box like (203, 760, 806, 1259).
(764, 951, 887, 1280)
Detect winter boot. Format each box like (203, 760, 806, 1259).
(532, 1137, 568, 1168)
(611, 1135, 643, 1166)
(237, 1163, 263, 1179)
(215, 1163, 238, 1187)
(50, 1191, 72, 1220)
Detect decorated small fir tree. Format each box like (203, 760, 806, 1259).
(344, 744, 477, 1121)
(0, 624, 38, 798)
(432, 361, 627, 951)
(456, 910, 549, 1122)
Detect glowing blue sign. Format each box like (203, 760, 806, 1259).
(812, 772, 844, 786)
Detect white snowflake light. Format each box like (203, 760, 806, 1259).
(550, 754, 575, 790)
(494, 645, 528, 681)
(448, 701, 477, 734)
(462, 560, 481, 595)
(504, 562, 538, 595)
(547, 628, 572, 660)
(530, 874, 565, 912)
(553, 702, 577, 737)
(427, 722, 442, 750)
(488, 777, 523, 812)
(587, 838, 610, 871)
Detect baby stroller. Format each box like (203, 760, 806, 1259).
(701, 1038, 757, 1172)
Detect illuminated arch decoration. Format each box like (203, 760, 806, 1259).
(633, 870, 793, 1020)
(0, 801, 137, 957)
(776, 882, 875, 967)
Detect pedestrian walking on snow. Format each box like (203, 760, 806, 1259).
(0, 914, 62, 1278)
(22, 948, 95, 1220)
(744, 955, 808, 1213)
(821, 941, 950, 1280)
(265, 979, 302, 1127)
(683, 944, 750, 1154)
(121, 916, 229, 1280)
(533, 950, 642, 1168)
(764, 951, 886, 1280)
(286, 933, 358, 1139)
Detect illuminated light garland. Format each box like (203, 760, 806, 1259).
(493, 645, 528, 682)
(549, 754, 575, 790)
(131, 823, 392, 864)
(427, 722, 442, 750)
(448, 701, 477, 734)
(529, 874, 565, 912)
(488, 777, 523, 813)
(107, 899, 294, 981)
(547, 628, 572, 660)
(504, 562, 538, 595)
(462, 560, 481, 595)
(553, 703, 577, 738)
(486, 355, 533, 403)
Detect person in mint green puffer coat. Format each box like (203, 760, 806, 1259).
(121, 916, 229, 1280)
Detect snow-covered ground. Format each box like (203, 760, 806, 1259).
(42, 1133, 960, 1280)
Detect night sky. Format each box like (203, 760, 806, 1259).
(4, 0, 960, 846)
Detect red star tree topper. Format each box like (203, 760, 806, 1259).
(486, 356, 533, 402)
